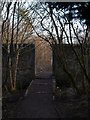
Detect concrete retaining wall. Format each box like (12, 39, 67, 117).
(2, 44, 35, 89)
(53, 44, 90, 88)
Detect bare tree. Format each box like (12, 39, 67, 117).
(1, 1, 33, 92)
(30, 2, 90, 94)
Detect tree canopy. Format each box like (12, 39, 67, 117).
(46, 2, 90, 26)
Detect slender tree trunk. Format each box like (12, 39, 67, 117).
(83, 43, 89, 93)
(9, 2, 17, 91)
(13, 45, 19, 90)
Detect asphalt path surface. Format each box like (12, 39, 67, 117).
(11, 72, 59, 118)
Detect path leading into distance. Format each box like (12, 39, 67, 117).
(11, 72, 59, 118)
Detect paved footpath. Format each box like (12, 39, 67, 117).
(11, 72, 59, 118)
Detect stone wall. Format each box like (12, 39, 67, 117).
(2, 44, 35, 89)
(35, 40, 52, 75)
(24, 36, 52, 75)
(53, 44, 90, 87)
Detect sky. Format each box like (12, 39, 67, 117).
(1, 0, 88, 44)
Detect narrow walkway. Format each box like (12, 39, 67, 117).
(12, 72, 59, 118)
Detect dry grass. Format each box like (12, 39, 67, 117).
(2, 89, 26, 119)
(53, 87, 89, 118)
